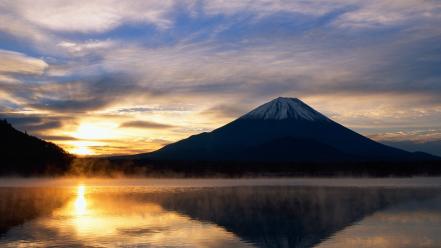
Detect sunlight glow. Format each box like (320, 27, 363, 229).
(74, 185, 87, 216)
(71, 145, 94, 155)
(67, 140, 104, 156)
(73, 122, 118, 140)
(45, 187, 251, 247)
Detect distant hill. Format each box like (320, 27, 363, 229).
(130, 97, 439, 163)
(382, 140, 441, 157)
(0, 120, 72, 175)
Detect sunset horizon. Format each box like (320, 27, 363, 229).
(1, 1, 441, 247)
(1, 1, 440, 156)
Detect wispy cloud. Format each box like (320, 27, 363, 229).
(333, 0, 441, 29)
(0, 49, 47, 75)
(3, 0, 175, 33)
(120, 120, 175, 129)
(0, 112, 72, 134)
(117, 106, 190, 113)
(370, 129, 441, 143)
(0, 0, 440, 155)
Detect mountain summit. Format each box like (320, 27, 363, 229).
(132, 97, 436, 162)
(240, 97, 329, 121)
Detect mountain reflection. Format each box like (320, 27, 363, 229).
(0, 183, 440, 247)
(316, 195, 441, 248)
(150, 186, 441, 248)
(0, 185, 253, 247)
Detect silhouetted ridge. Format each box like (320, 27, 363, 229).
(0, 119, 72, 175)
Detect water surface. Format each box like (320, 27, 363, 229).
(0, 178, 440, 247)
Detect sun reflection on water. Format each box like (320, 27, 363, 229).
(1, 181, 441, 247)
(74, 185, 87, 216)
(0, 185, 254, 247)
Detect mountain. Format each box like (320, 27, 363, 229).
(382, 140, 441, 157)
(132, 97, 438, 163)
(0, 120, 72, 175)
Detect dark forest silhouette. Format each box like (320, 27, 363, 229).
(0, 120, 72, 175)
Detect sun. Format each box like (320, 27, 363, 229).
(68, 122, 119, 155)
(71, 145, 94, 156)
(68, 141, 99, 155)
(73, 122, 118, 140)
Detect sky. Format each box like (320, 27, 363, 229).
(0, 0, 440, 156)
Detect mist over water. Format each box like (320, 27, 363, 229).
(0, 178, 440, 247)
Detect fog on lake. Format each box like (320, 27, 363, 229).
(0, 178, 440, 248)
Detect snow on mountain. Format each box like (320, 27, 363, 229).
(129, 96, 438, 163)
(240, 97, 329, 121)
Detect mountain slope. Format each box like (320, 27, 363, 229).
(0, 120, 72, 175)
(134, 97, 437, 162)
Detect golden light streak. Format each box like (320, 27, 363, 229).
(33, 185, 252, 246)
(66, 140, 105, 156)
(74, 184, 87, 216)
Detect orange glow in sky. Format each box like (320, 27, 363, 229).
(0, 1, 440, 157)
(71, 146, 94, 156)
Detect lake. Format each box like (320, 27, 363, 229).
(0, 178, 441, 247)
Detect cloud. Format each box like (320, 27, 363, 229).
(0, 12, 53, 48)
(30, 98, 110, 112)
(2, 0, 438, 53)
(57, 40, 117, 56)
(0, 113, 70, 133)
(369, 129, 441, 143)
(0, 75, 20, 83)
(37, 135, 78, 141)
(306, 94, 441, 134)
(202, 0, 338, 17)
(0, 49, 48, 75)
(120, 120, 174, 129)
(2, 74, 156, 113)
(203, 0, 441, 31)
(94, 30, 441, 104)
(0, 0, 440, 155)
(372, 129, 441, 157)
(117, 106, 190, 113)
(98, 41, 349, 92)
(3, 0, 175, 33)
(333, 0, 441, 29)
(149, 138, 172, 145)
(201, 104, 248, 119)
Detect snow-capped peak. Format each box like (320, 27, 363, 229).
(240, 97, 329, 121)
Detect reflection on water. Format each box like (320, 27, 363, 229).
(316, 196, 441, 248)
(0, 185, 253, 247)
(74, 184, 87, 216)
(0, 179, 440, 247)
